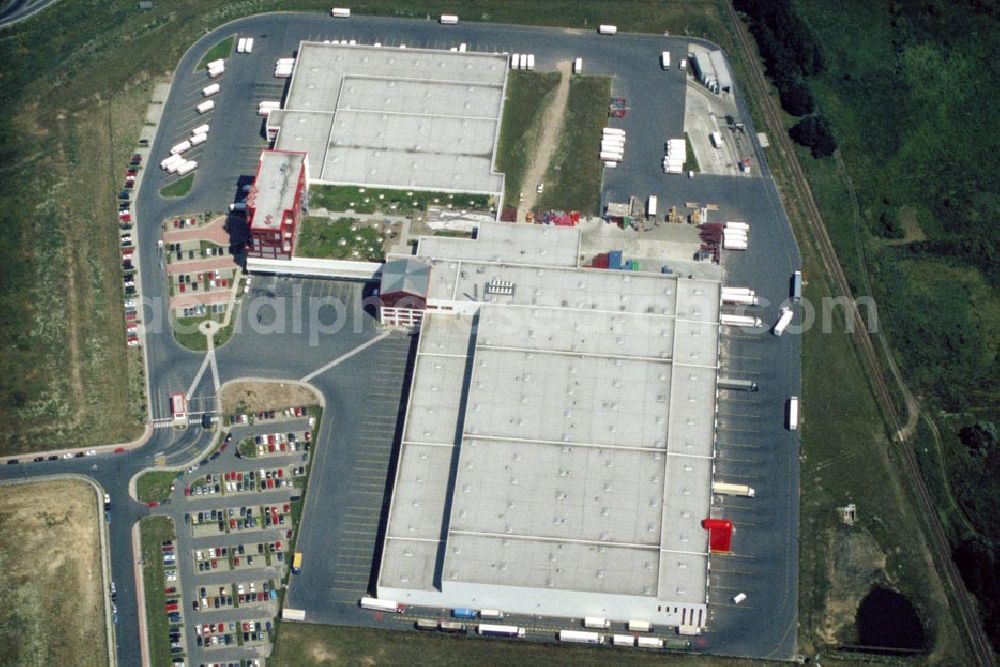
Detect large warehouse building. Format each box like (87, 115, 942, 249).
(376, 223, 722, 631)
(266, 42, 508, 197)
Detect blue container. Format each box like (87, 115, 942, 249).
(608, 250, 624, 270)
(452, 608, 478, 619)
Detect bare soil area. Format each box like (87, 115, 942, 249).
(0, 478, 108, 666)
(220, 380, 321, 416)
(518, 61, 572, 220)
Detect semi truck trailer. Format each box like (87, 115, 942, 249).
(718, 377, 759, 391)
(713, 481, 756, 497)
(722, 292, 759, 306)
(720, 313, 762, 327)
(773, 307, 794, 336)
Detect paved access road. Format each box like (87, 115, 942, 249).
(0, 11, 801, 665)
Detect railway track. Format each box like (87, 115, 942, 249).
(724, 3, 995, 664)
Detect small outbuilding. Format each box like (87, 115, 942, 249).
(379, 259, 430, 328)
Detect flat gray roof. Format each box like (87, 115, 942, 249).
(253, 151, 306, 230)
(274, 42, 507, 195)
(416, 221, 581, 267)
(379, 222, 721, 623)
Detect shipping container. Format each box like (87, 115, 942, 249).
(197, 100, 215, 114)
(573, 57, 583, 73)
(202, 83, 220, 97)
(637, 636, 664, 649)
(331, 7, 351, 18)
(612, 634, 636, 647)
(598, 24, 618, 35)
(451, 608, 477, 619)
(439, 14, 459, 24)
(787, 396, 799, 431)
(583, 617, 610, 629)
(479, 609, 504, 620)
(608, 250, 624, 270)
(627, 620, 652, 632)
(559, 630, 602, 644)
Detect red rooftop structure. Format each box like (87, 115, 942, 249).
(702, 518, 733, 553)
(246, 149, 308, 260)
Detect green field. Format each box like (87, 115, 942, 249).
(537, 75, 611, 215)
(159, 174, 194, 198)
(309, 185, 489, 216)
(785, 0, 999, 650)
(295, 217, 385, 262)
(197, 35, 233, 69)
(271, 623, 738, 666)
(136, 470, 179, 503)
(140, 516, 178, 667)
(494, 71, 561, 209)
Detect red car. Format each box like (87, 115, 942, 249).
(147, 501, 159, 508)
(164, 586, 176, 594)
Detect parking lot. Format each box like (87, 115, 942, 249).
(146, 409, 320, 665)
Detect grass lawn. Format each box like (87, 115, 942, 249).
(684, 134, 700, 173)
(494, 71, 561, 209)
(136, 470, 179, 503)
(271, 623, 738, 666)
(140, 516, 178, 667)
(309, 186, 489, 216)
(159, 174, 194, 198)
(0, 479, 108, 666)
(295, 217, 384, 261)
(197, 35, 233, 69)
(537, 75, 611, 215)
(171, 311, 236, 352)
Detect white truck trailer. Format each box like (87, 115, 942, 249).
(573, 57, 583, 73)
(526, 54, 535, 70)
(720, 313, 762, 328)
(439, 14, 459, 24)
(583, 617, 610, 629)
(202, 83, 220, 97)
(713, 481, 756, 497)
(197, 100, 215, 114)
(510, 53, 520, 70)
(598, 24, 618, 35)
(661, 51, 671, 69)
(722, 292, 760, 306)
(710, 130, 724, 148)
(189, 132, 207, 146)
(647, 195, 658, 218)
(773, 307, 794, 336)
(170, 140, 192, 155)
(175, 160, 198, 176)
(559, 630, 602, 644)
(190, 123, 210, 136)
(331, 7, 351, 18)
(787, 396, 800, 430)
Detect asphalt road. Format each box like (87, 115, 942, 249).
(0, 0, 61, 28)
(0, 11, 802, 666)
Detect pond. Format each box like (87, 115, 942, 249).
(856, 585, 926, 651)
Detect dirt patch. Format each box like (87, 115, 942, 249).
(220, 380, 321, 416)
(309, 642, 339, 663)
(0, 479, 107, 665)
(518, 61, 572, 221)
(817, 525, 887, 645)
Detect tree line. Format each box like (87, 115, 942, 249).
(734, 0, 837, 157)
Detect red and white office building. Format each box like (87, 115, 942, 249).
(246, 149, 308, 260)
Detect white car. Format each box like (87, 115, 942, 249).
(125, 299, 136, 309)
(733, 593, 747, 604)
(63, 452, 74, 459)
(85, 449, 97, 456)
